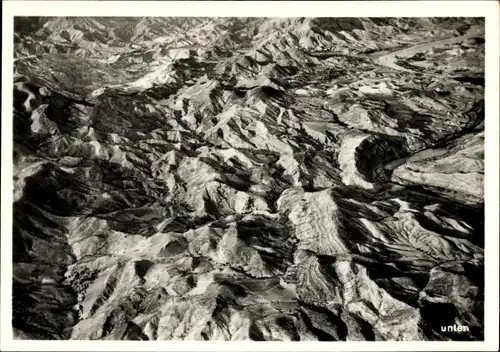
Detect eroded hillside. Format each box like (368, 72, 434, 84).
(13, 17, 484, 341)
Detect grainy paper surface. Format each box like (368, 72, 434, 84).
(1, 1, 499, 351)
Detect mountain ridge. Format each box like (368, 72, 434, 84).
(13, 17, 484, 341)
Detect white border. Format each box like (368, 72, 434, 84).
(2, 1, 499, 351)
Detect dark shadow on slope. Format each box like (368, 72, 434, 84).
(236, 216, 295, 274)
(298, 300, 348, 341)
(13, 189, 78, 339)
(90, 95, 167, 140)
(14, 17, 49, 35)
(452, 76, 485, 87)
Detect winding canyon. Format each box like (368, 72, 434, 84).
(13, 17, 484, 341)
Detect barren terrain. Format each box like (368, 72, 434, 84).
(13, 17, 484, 341)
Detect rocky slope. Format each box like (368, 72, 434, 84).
(12, 17, 484, 341)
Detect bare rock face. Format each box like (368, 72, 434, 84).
(12, 17, 484, 341)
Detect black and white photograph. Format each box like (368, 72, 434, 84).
(1, 1, 499, 350)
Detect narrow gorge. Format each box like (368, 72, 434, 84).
(13, 17, 484, 341)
